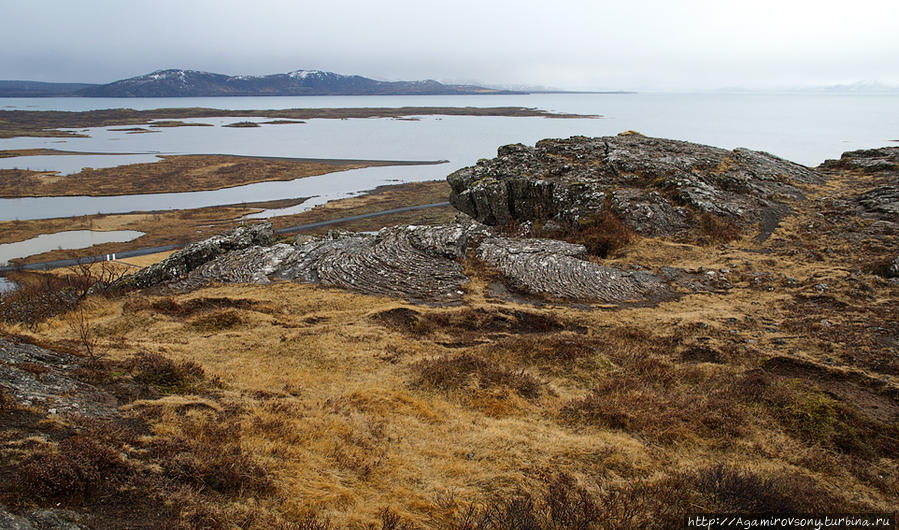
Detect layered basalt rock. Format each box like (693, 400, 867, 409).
(179, 225, 479, 302)
(113, 222, 274, 290)
(155, 222, 670, 304)
(447, 134, 823, 238)
(477, 237, 665, 303)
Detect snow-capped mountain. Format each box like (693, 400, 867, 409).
(75, 69, 515, 97)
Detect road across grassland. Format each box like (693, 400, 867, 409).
(0, 202, 450, 273)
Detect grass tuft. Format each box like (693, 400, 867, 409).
(412, 352, 544, 399)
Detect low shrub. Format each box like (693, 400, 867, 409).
(16, 435, 124, 502)
(696, 212, 742, 244)
(151, 411, 272, 495)
(125, 351, 207, 394)
(188, 309, 246, 332)
(560, 370, 746, 442)
(373, 307, 566, 337)
(0, 275, 80, 328)
(538, 210, 635, 258)
(413, 353, 544, 399)
(453, 466, 850, 529)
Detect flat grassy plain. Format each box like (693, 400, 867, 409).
(0, 167, 895, 527)
(0, 154, 432, 198)
(0, 106, 595, 138)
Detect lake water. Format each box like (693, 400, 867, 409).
(0, 230, 145, 265)
(0, 276, 15, 293)
(0, 92, 897, 222)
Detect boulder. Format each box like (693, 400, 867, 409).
(447, 134, 822, 238)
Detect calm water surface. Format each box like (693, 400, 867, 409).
(0, 276, 15, 293)
(0, 230, 145, 265)
(0, 93, 896, 223)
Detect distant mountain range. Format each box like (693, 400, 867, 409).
(0, 80, 97, 97)
(0, 69, 521, 97)
(708, 81, 899, 94)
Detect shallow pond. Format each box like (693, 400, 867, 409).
(0, 230, 145, 265)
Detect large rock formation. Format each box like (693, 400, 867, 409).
(178, 225, 480, 302)
(447, 134, 823, 238)
(112, 223, 274, 290)
(820, 147, 899, 174)
(151, 222, 670, 304)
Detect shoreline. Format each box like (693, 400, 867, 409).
(0, 154, 445, 198)
(0, 105, 599, 138)
(0, 179, 455, 266)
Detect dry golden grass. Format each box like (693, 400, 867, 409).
(1, 167, 896, 527)
(6, 259, 896, 525)
(0, 154, 397, 198)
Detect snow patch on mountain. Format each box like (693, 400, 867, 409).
(288, 70, 335, 80)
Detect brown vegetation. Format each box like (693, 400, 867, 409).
(0, 164, 896, 527)
(0, 154, 406, 198)
(0, 106, 596, 139)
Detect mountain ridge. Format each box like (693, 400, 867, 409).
(0, 69, 521, 97)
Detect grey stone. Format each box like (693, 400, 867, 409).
(477, 236, 666, 302)
(0, 339, 118, 418)
(820, 147, 899, 174)
(112, 222, 274, 290)
(447, 134, 822, 238)
(888, 256, 899, 278)
(179, 224, 480, 302)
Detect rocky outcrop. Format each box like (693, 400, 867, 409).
(819, 147, 899, 225)
(112, 223, 274, 290)
(857, 185, 899, 220)
(178, 225, 480, 302)
(447, 134, 822, 238)
(0, 339, 118, 418)
(477, 237, 665, 303)
(820, 147, 899, 174)
(166, 222, 677, 304)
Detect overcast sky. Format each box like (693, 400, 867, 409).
(2, 0, 898, 90)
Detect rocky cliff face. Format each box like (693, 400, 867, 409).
(447, 134, 823, 239)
